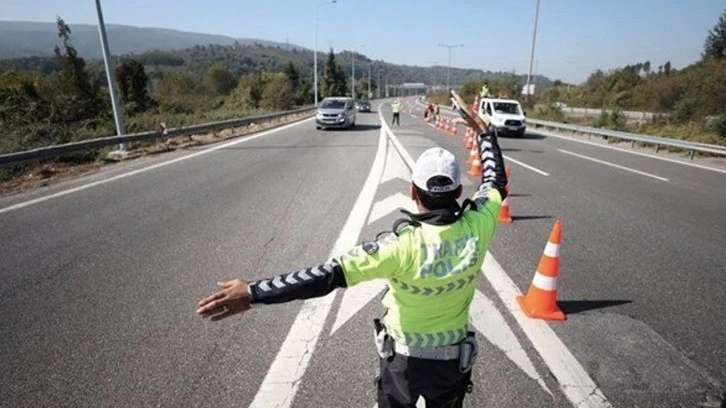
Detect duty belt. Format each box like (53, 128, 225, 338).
(394, 342, 460, 360)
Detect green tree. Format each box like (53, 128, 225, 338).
(704, 8, 726, 60)
(283, 61, 300, 89)
(116, 59, 150, 113)
(321, 49, 347, 98)
(206, 63, 236, 95)
(229, 73, 265, 109)
(50, 17, 102, 122)
(261, 72, 294, 110)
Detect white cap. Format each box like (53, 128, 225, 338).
(412, 147, 461, 193)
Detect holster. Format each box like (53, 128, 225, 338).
(373, 319, 394, 359)
(458, 331, 478, 373)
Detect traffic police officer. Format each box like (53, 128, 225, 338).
(197, 123, 508, 407)
(392, 99, 403, 126)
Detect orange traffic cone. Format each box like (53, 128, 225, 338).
(448, 121, 457, 137)
(467, 145, 478, 165)
(467, 155, 482, 176)
(516, 221, 565, 321)
(498, 195, 513, 223)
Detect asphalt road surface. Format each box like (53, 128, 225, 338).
(1, 99, 724, 407)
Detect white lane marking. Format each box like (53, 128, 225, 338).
(482, 253, 612, 408)
(559, 149, 669, 182)
(368, 192, 417, 225)
(503, 155, 550, 176)
(0, 118, 315, 215)
(533, 127, 726, 175)
(330, 279, 387, 336)
(471, 290, 553, 396)
(381, 140, 412, 184)
(373, 398, 425, 408)
(250, 127, 388, 408)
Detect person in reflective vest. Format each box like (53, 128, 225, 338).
(197, 121, 508, 407)
(480, 82, 491, 98)
(392, 99, 403, 126)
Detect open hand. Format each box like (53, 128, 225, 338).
(197, 279, 251, 321)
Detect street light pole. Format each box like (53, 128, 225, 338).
(94, 0, 125, 151)
(352, 50, 355, 99)
(377, 66, 382, 99)
(525, 0, 540, 102)
(430, 60, 440, 91)
(314, 0, 336, 107)
(437, 43, 463, 91)
(368, 63, 371, 98)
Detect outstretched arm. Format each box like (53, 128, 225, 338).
(197, 261, 348, 321)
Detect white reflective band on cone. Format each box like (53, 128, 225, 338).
(532, 271, 558, 291)
(543, 242, 560, 258)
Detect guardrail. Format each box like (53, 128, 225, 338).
(0, 106, 316, 168)
(528, 118, 726, 159)
(415, 97, 726, 159)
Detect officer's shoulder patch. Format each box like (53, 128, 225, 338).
(362, 241, 379, 255)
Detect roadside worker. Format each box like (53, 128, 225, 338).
(425, 103, 435, 119)
(392, 99, 403, 126)
(480, 81, 491, 98)
(197, 115, 508, 407)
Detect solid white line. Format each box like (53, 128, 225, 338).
(249, 127, 387, 408)
(533, 127, 726, 175)
(558, 149, 669, 181)
(503, 155, 550, 176)
(481, 253, 612, 408)
(0, 118, 315, 215)
(471, 290, 553, 395)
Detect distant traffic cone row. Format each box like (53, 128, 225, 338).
(516, 221, 566, 321)
(498, 196, 513, 223)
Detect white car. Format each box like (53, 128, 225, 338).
(478, 98, 527, 137)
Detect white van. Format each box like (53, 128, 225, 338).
(478, 98, 527, 137)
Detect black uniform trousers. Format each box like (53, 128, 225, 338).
(376, 353, 472, 408)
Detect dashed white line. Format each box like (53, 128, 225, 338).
(559, 149, 669, 181)
(533, 127, 726, 175)
(503, 155, 550, 176)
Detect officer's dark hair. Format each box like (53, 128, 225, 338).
(414, 176, 460, 210)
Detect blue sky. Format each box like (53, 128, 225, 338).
(1, 0, 724, 84)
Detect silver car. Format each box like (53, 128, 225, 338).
(316, 97, 357, 130)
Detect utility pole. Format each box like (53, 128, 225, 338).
(377, 66, 382, 99)
(437, 43, 463, 91)
(525, 0, 540, 103)
(368, 63, 371, 98)
(94, 0, 125, 153)
(351, 50, 356, 99)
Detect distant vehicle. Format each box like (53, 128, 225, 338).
(316, 97, 356, 130)
(478, 98, 527, 137)
(356, 100, 372, 113)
